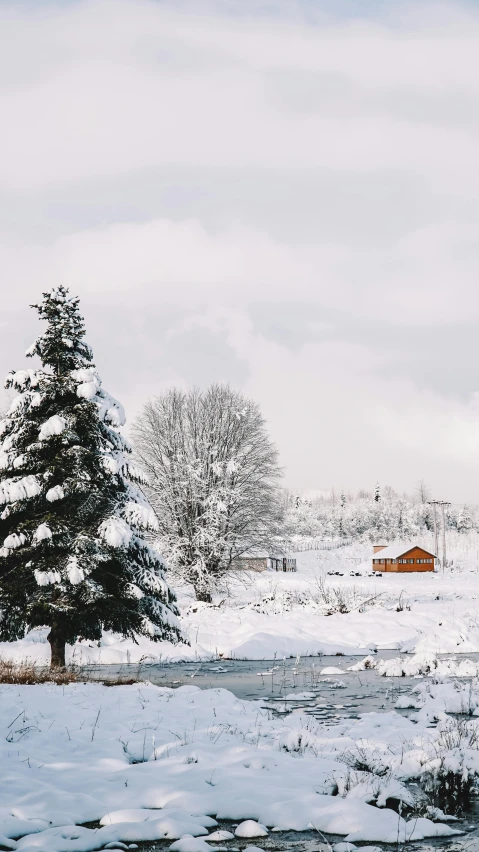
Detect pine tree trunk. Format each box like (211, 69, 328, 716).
(48, 622, 66, 669)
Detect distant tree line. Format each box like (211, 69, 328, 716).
(283, 486, 476, 543)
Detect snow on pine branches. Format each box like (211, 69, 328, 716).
(0, 286, 181, 667)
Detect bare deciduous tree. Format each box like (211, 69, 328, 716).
(132, 385, 283, 602)
(416, 479, 431, 504)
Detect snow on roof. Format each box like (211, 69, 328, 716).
(373, 543, 436, 560)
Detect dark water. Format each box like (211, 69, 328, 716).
(105, 821, 474, 852)
(120, 830, 446, 852)
(81, 652, 419, 723)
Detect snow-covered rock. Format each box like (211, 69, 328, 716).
(169, 837, 216, 852)
(234, 820, 268, 837)
(206, 830, 235, 841)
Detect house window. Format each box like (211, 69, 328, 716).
(398, 558, 414, 564)
(416, 558, 433, 564)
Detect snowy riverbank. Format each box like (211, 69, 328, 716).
(3, 541, 479, 663)
(0, 679, 469, 851)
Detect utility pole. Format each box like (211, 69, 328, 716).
(428, 500, 450, 572)
(439, 501, 451, 573)
(427, 501, 440, 568)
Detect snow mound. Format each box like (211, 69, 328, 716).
(348, 656, 377, 672)
(206, 830, 234, 840)
(169, 837, 225, 851)
(320, 666, 345, 675)
(377, 652, 479, 678)
(234, 820, 268, 837)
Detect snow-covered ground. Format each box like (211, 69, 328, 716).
(3, 535, 479, 663)
(3, 536, 479, 850)
(0, 678, 470, 851)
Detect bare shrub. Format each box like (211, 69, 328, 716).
(311, 574, 370, 615)
(339, 743, 390, 777)
(0, 658, 78, 684)
(396, 591, 411, 612)
(420, 716, 479, 814)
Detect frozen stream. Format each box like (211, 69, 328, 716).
(76, 654, 479, 851)
(81, 651, 420, 722)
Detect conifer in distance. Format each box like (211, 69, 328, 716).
(0, 287, 181, 667)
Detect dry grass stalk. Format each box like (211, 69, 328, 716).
(0, 658, 78, 684)
(0, 657, 149, 686)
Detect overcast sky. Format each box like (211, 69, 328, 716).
(2, 0, 479, 501)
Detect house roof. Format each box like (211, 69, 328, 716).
(373, 543, 436, 560)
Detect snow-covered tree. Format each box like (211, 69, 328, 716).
(283, 485, 479, 544)
(283, 492, 323, 539)
(133, 385, 283, 601)
(0, 287, 181, 667)
(456, 505, 474, 533)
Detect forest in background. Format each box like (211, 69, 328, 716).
(283, 483, 477, 543)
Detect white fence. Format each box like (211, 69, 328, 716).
(290, 538, 353, 553)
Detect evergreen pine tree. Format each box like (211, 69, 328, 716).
(374, 482, 381, 503)
(0, 287, 181, 667)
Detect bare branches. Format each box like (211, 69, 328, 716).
(132, 385, 283, 601)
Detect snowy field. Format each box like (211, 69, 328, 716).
(3, 538, 479, 850)
(3, 534, 479, 664)
(0, 678, 475, 851)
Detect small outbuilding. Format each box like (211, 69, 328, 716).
(232, 555, 297, 573)
(372, 543, 436, 573)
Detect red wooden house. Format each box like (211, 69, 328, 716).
(372, 543, 436, 573)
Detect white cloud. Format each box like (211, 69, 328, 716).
(1, 0, 479, 500)
(1, 1, 479, 191)
(168, 306, 479, 499)
(3, 215, 479, 326)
